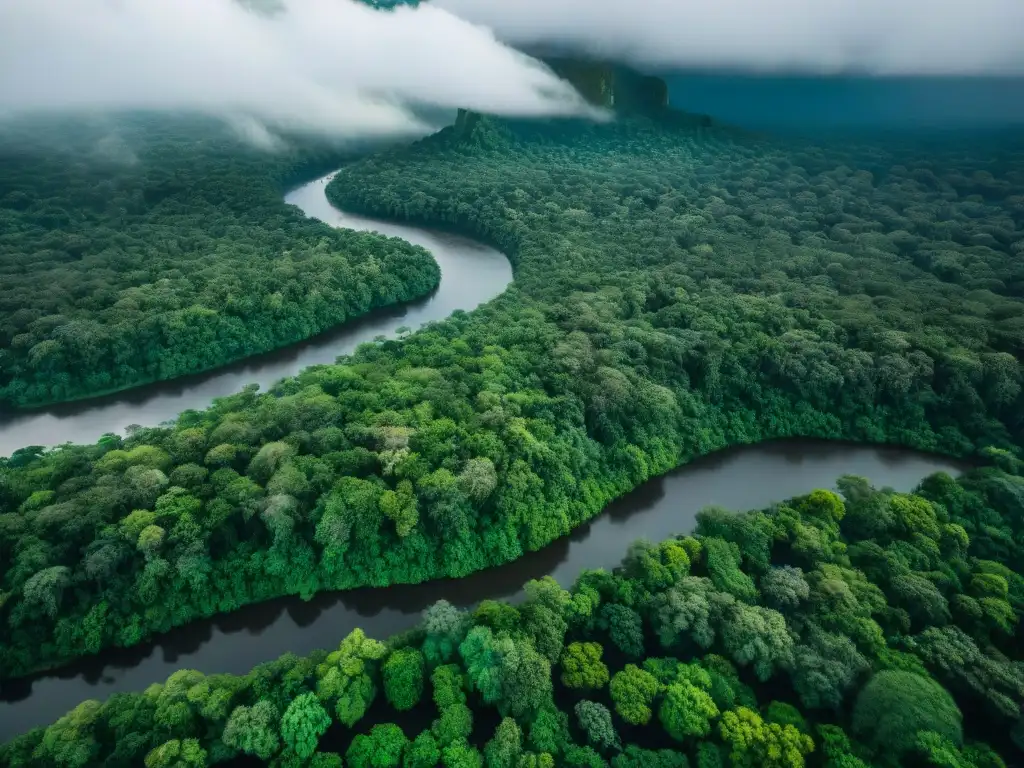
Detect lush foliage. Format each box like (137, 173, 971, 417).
(1, 109, 1023, 679)
(5, 466, 1024, 766)
(0, 115, 439, 406)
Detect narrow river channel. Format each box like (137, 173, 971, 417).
(0, 439, 963, 739)
(0, 172, 513, 456)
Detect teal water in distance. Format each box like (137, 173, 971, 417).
(659, 72, 1024, 134)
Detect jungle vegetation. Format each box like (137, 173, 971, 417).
(0, 115, 440, 407)
(4, 462, 1024, 767)
(1, 107, 1023, 682)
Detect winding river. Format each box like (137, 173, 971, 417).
(0, 172, 513, 456)
(0, 174, 967, 741)
(0, 440, 962, 739)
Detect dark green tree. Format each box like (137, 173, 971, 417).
(383, 647, 425, 711)
(852, 671, 963, 759)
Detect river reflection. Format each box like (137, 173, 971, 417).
(0, 439, 964, 739)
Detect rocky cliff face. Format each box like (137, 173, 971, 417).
(360, 0, 423, 8)
(541, 57, 670, 114)
(449, 58, 706, 145)
(453, 108, 482, 138)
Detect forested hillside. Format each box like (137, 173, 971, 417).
(0, 111, 1022, 680)
(0, 116, 440, 407)
(4, 461, 1024, 767)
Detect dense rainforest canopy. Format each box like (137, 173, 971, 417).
(1, 107, 1023, 686)
(0, 116, 440, 407)
(4, 462, 1024, 767)
(5, 0, 1022, 757)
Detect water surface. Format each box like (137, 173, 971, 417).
(660, 72, 1024, 133)
(0, 439, 963, 739)
(0, 173, 513, 456)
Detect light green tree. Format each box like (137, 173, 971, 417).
(483, 717, 523, 768)
(719, 707, 814, 768)
(315, 628, 387, 727)
(610, 664, 660, 725)
(561, 642, 610, 690)
(280, 692, 331, 759)
(222, 700, 280, 760)
(144, 739, 207, 768)
(404, 731, 441, 768)
(659, 677, 719, 741)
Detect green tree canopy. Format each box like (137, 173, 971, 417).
(560, 642, 610, 690)
(851, 671, 963, 758)
(280, 692, 331, 759)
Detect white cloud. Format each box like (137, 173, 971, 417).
(6, 0, 1016, 145)
(0, 0, 597, 140)
(436, 0, 1024, 76)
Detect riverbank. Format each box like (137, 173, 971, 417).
(0, 439, 963, 740)
(6, 457, 1016, 768)
(0, 173, 513, 455)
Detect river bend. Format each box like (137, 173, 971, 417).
(0, 175, 966, 741)
(0, 440, 962, 739)
(0, 172, 513, 456)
